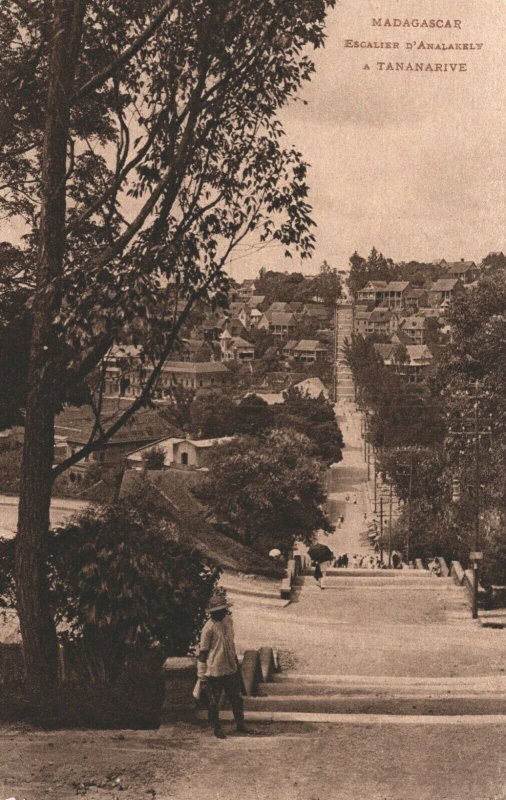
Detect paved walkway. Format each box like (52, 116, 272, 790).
(324, 398, 372, 556)
(232, 400, 506, 680)
(4, 399, 506, 800)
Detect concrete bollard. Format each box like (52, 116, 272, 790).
(161, 656, 197, 723)
(259, 646, 275, 683)
(436, 556, 449, 577)
(241, 650, 261, 696)
(450, 561, 465, 585)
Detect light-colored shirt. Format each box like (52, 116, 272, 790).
(199, 615, 237, 677)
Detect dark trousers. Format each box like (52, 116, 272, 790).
(207, 671, 244, 729)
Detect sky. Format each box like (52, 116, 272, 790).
(230, 0, 506, 280)
(3, 2, 504, 281)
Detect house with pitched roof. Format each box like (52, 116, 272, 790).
(427, 278, 465, 308)
(441, 259, 478, 283)
(357, 280, 411, 309)
(125, 434, 233, 470)
(404, 288, 428, 312)
(228, 302, 250, 328)
(378, 281, 412, 309)
(398, 314, 428, 344)
(292, 339, 328, 363)
(55, 407, 179, 472)
(357, 281, 388, 305)
(219, 330, 255, 361)
(265, 310, 297, 339)
(354, 308, 399, 337)
(373, 342, 433, 384)
(301, 302, 331, 322)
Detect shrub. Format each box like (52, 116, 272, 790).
(141, 445, 166, 470)
(0, 496, 219, 685)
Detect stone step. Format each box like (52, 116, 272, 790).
(197, 709, 506, 725)
(272, 674, 506, 689)
(300, 580, 454, 591)
(302, 567, 433, 578)
(261, 674, 506, 695)
(244, 695, 506, 715)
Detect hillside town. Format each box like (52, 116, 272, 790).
(1, 1, 505, 798)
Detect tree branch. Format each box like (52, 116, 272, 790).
(52, 292, 197, 477)
(74, 0, 177, 100)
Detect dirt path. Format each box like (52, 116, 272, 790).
(2, 722, 506, 800)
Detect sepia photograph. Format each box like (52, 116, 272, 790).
(0, 0, 505, 798)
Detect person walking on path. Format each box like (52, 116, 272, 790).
(197, 589, 254, 739)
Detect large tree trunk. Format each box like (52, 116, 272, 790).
(15, 0, 86, 692)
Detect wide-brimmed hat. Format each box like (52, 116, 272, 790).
(208, 590, 232, 612)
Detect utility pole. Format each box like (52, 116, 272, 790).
(473, 395, 480, 620)
(388, 483, 393, 567)
(379, 497, 384, 564)
(373, 457, 377, 513)
(448, 380, 490, 620)
(406, 452, 413, 566)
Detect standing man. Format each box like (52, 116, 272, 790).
(198, 589, 254, 739)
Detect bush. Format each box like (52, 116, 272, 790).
(0, 496, 219, 685)
(142, 444, 166, 470)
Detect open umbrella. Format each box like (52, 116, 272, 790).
(307, 543, 334, 563)
(269, 548, 282, 558)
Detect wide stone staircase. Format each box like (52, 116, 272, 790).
(336, 302, 355, 400)
(217, 566, 506, 725)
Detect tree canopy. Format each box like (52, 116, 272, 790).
(0, 0, 336, 691)
(197, 428, 332, 555)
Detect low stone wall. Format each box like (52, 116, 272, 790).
(161, 656, 196, 723)
(280, 557, 299, 599)
(161, 647, 277, 724)
(463, 568, 486, 602)
(451, 560, 487, 608)
(450, 560, 465, 585)
(436, 556, 449, 577)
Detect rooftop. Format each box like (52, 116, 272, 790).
(55, 407, 179, 446)
(384, 281, 411, 291)
(429, 278, 460, 291)
(445, 260, 476, 271)
(266, 311, 296, 325)
(293, 339, 327, 351)
(163, 361, 230, 374)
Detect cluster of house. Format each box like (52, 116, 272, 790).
(353, 260, 478, 383)
(51, 402, 234, 485)
(103, 277, 334, 401)
(53, 372, 329, 484)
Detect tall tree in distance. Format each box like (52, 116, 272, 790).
(0, 0, 336, 691)
(347, 247, 397, 299)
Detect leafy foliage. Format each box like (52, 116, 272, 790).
(275, 386, 343, 464)
(347, 247, 396, 299)
(196, 429, 332, 554)
(0, 0, 336, 456)
(188, 386, 343, 465)
(345, 334, 445, 449)
(0, 499, 219, 684)
(142, 444, 166, 470)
